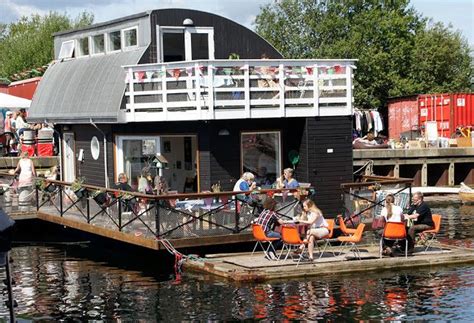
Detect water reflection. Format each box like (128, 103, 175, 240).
(0, 204, 472, 320)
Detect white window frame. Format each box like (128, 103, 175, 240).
(115, 135, 162, 181)
(122, 26, 139, 50)
(108, 30, 122, 53)
(76, 37, 90, 57)
(240, 131, 282, 178)
(91, 33, 106, 55)
(156, 26, 215, 62)
(58, 40, 75, 60)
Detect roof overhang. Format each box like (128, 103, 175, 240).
(28, 47, 147, 123)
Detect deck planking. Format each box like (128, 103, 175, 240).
(183, 244, 474, 282)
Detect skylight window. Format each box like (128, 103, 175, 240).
(58, 40, 75, 59)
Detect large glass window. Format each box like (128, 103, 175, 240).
(109, 30, 121, 51)
(241, 132, 281, 187)
(77, 37, 89, 56)
(92, 34, 105, 54)
(191, 33, 209, 60)
(123, 27, 138, 48)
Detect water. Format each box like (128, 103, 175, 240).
(0, 204, 473, 321)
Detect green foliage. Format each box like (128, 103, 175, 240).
(0, 11, 94, 79)
(255, 0, 472, 108)
(70, 177, 85, 192)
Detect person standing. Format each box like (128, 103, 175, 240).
(14, 151, 36, 189)
(3, 111, 13, 155)
(404, 192, 434, 253)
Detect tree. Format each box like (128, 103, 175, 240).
(255, 0, 472, 109)
(0, 12, 94, 79)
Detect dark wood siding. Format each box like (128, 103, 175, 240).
(305, 116, 353, 216)
(68, 117, 352, 216)
(62, 124, 113, 187)
(146, 9, 282, 64)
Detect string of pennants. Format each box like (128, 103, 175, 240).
(126, 65, 345, 83)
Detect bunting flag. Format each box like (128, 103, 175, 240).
(135, 71, 145, 82)
(334, 65, 343, 73)
(197, 65, 205, 76)
(146, 71, 154, 80)
(239, 65, 248, 71)
(305, 67, 313, 75)
(172, 68, 181, 80)
(186, 67, 193, 77)
(327, 67, 335, 75)
(319, 66, 327, 74)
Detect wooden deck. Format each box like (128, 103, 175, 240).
(183, 243, 474, 282)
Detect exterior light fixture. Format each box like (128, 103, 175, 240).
(218, 129, 230, 136)
(183, 18, 194, 26)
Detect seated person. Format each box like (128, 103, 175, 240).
(379, 194, 405, 256)
(114, 173, 137, 212)
(276, 168, 299, 189)
(404, 192, 434, 253)
(352, 133, 389, 149)
(255, 166, 273, 187)
(297, 199, 328, 262)
(254, 197, 284, 260)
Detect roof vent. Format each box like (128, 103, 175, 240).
(183, 18, 194, 26)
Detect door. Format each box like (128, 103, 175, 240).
(62, 132, 76, 183)
(157, 26, 215, 62)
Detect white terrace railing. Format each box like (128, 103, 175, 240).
(122, 59, 356, 122)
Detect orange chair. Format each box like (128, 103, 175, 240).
(314, 219, 335, 259)
(251, 224, 280, 258)
(337, 223, 366, 260)
(418, 214, 442, 251)
(380, 222, 408, 258)
(280, 224, 309, 266)
(337, 214, 357, 235)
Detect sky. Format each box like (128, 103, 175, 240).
(0, 0, 473, 47)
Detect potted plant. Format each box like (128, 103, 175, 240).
(70, 177, 86, 198)
(90, 189, 109, 206)
(36, 178, 56, 193)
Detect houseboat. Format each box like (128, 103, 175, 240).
(28, 9, 356, 216)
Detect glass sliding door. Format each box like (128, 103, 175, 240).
(157, 26, 214, 62)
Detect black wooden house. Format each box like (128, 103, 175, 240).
(29, 9, 356, 215)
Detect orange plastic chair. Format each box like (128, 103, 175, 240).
(337, 223, 366, 260)
(380, 222, 408, 258)
(314, 219, 335, 259)
(418, 214, 442, 251)
(337, 214, 357, 235)
(251, 224, 280, 258)
(280, 224, 309, 266)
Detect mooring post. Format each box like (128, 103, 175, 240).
(5, 252, 15, 323)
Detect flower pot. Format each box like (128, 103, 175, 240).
(44, 183, 56, 193)
(74, 188, 86, 199)
(93, 192, 108, 205)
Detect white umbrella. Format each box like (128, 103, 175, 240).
(0, 92, 31, 108)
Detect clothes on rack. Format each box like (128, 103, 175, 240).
(353, 109, 384, 137)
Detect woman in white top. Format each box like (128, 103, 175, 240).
(14, 151, 36, 188)
(380, 194, 404, 222)
(298, 199, 329, 261)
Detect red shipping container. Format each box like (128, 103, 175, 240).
(418, 93, 474, 138)
(8, 77, 41, 100)
(387, 95, 419, 140)
(37, 143, 54, 156)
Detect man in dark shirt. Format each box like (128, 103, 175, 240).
(405, 192, 434, 252)
(115, 173, 136, 212)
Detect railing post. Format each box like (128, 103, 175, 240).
(234, 201, 240, 233)
(35, 186, 39, 211)
(244, 63, 250, 118)
(128, 67, 135, 121)
(313, 64, 319, 116)
(208, 64, 215, 119)
(86, 193, 90, 223)
(59, 187, 63, 217)
(155, 200, 161, 237)
(345, 64, 353, 114)
(279, 63, 285, 117)
(195, 63, 202, 118)
(117, 197, 122, 231)
(162, 65, 168, 120)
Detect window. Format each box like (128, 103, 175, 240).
(58, 40, 75, 59)
(241, 132, 281, 187)
(90, 136, 100, 160)
(77, 37, 89, 56)
(92, 34, 105, 54)
(123, 27, 138, 48)
(109, 30, 121, 52)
